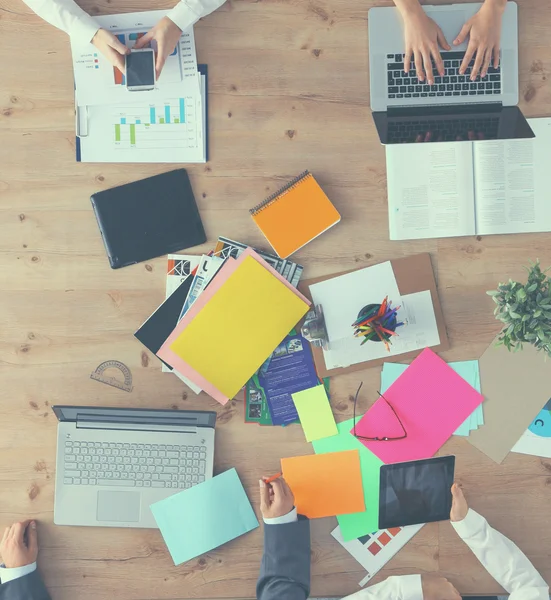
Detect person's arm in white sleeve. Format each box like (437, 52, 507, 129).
(168, 0, 227, 33)
(452, 509, 549, 600)
(343, 574, 424, 600)
(19, 0, 99, 41)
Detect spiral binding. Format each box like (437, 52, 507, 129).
(249, 170, 311, 215)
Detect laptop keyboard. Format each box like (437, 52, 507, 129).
(386, 52, 502, 100)
(63, 441, 207, 489)
(386, 116, 500, 144)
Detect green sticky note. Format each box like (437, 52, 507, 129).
(292, 385, 338, 442)
(150, 468, 259, 565)
(312, 418, 383, 541)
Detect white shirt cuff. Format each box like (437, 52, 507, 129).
(71, 17, 100, 44)
(394, 574, 423, 600)
(167, 1, 202, 33)
(263, 507, 298, 525)
(451, 508, 485, 539)
(0, 562, 37, 584)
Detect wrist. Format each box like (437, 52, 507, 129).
(394, 0, 425, 17)
(483, 0, 507, 11)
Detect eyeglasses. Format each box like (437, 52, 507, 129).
(352, 381, 407, 442)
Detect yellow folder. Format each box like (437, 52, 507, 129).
(169, 255, 310, 399)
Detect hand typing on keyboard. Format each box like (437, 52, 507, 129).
(454, 0, 506, 80)
(394, 0, 451, 85)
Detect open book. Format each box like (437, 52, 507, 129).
(386, 118, 551, 240)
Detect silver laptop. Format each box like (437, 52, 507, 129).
(53, 406, 216, 528)
(368, 2, 534, 143)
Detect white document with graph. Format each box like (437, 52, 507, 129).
(71, 10, 198, 108)
(76, 70, 207, 163)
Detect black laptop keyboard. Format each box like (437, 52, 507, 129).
(387, 116, 500, 144)
(386, 52, 501, 100)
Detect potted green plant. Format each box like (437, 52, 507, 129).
(487, 261, 551, 357)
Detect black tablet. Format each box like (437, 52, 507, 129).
(378, 456, 455, 529)
(90, 169, 206, 269)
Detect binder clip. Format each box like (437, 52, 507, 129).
(301, 304, 329, 350)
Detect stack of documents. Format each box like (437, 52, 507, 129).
(153, 248, 310, 403)
(381, 360, 484, 436)
(71, 10, 206, 163)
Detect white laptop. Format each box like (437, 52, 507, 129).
(368, 2, 534, 144)
(53, 405, 216, 528)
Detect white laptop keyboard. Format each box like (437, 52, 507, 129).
(63, 441, 207, 489)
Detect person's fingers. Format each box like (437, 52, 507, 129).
(404, 47, 412, 74)
(259, 480, 270, 512)
(155, 49, 166, 80)
(108, 34, 130, 56)
(431, 45, 445, 77)
(108, 47, 126, 75)
(460, 42, 476, 75)
(436, 25, 451, 51)
(279, 477, 292, 497)
(414, 50, 425, 83)
(27, 521, 38, 554)
(471, 47, 485, 79)
(422, 50, 434, 84)
(133, 30, 154, 49)
(468, 130, 476, 141)
(415, 133, 423, 143)
(477, 131, 485, 140)
(456, 134, 464, 141)
(424, 131, 432, 143)
(1, 526, 10, 544)
(269, 478, 284, 501)
(481, 48, 492, 78)
(454, 21, 471, 46)
(493, 46, 500, 69)
(11, 522, 26, 543)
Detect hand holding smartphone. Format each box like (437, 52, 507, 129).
(125, 49, 156, 91)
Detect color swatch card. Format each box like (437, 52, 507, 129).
(150, 468, 259, 565)
(157, 248, 311, 403)
(352, 348, 484, 464)
(250, 171, 341, 258)
(292, 385, 337, 441)
(312, 419, 383, 540)
(331, 523, 424, 587)
(381, 360, 483, 436)
(281, 450, 365, 519)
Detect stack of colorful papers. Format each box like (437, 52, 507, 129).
(381, 360, 484, 436)
(156, 248, 311, 403)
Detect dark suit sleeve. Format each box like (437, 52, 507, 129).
(256, 516, 311, 600)
(0, 570, 51, 600)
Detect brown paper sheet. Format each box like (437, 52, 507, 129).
(298, 253, 449, 377)
(469, 337, 551, 464)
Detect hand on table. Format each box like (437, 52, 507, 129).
(134, 17, 183, 80)
(454, 0, 506, 79)
(400, 5, 451, 85)
(450, 482, 469, 522)
(0, 520, 38, 568)
(421, 575, 461, 600)
(259, 477, 295, 519)
(92, 29, 130, 75)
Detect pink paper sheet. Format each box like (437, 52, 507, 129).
(352, 348, 484, 463)
(157, 248, 310, 404)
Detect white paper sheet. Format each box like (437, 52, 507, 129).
(325, 290, 440, 368)
(78, 72, 205, 163)
(72, 10, 198, 108)
(331, 523, 424, 587)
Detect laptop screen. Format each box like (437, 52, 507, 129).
(373, 105, 535, 144)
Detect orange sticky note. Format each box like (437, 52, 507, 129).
(281, 450, 365, 519)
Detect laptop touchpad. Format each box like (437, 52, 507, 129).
(97, 491, 140, 522)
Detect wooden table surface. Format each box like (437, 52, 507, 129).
(1, 0, 551, 597)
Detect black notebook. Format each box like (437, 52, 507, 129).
(134, 276, 193, 368)
(90, 169, 206, 269)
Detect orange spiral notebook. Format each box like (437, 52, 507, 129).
(249, 171, 341, 258)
